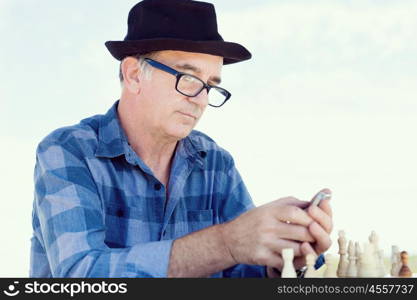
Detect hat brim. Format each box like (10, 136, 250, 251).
(105, 38, 251, 65)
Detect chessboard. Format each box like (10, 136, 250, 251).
(281, 230, 416, 278)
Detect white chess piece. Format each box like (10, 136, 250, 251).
(358, 243, 378, 277)
(369, 231, 387, 277)
(377, 249, 387, 277)
(346, 240, 358, 277)
(281, 248, 297, 278)
(337, 230, 348, 277)
(314, 265, 325, 278)
(304, 253, 317, 278)
(355, 242, 362, 276)
(369, 231, 381, 268)
(369, 231, 379, 251)
(394, 250, 403, 277)
(324, 254, 338, 278)
(391, 245, 400, 277)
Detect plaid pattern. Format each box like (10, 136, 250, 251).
(30, 100, 266, 278)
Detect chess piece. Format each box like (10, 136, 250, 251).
(358, 243, 378, 277)
(398, 251, 412, 278)
(324, 254, 338, 278)
(304, 253, 317, 278)
(377, 249, 387, 277)
(369, 231, 379, 251)
(368, 230, 380, 268)
(281, 248, 297, 278)
(314, 264, 325, 278)
(394, 249, 403, 277)
(355, 242, 362, 276)
(346, 240, 358, 277)
(337, 230, 348, 277)
(391, 245, 400, 277)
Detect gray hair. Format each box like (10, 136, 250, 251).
(119, 51, 158, 82)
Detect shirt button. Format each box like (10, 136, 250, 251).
(154, 183, 162, 191)
(199, 151, 207, 158)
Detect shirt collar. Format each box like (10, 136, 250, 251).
(95, 100, 207, 169)
(176, 132, 206, 169)
(95, 100, 126, 158)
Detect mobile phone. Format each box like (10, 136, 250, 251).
(309, 191, 331, 207)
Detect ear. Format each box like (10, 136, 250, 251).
(121, 57, 142, 94)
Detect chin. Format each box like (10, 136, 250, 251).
(166, 125, 194, 140)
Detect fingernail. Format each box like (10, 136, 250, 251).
(320, 191, 331, 200)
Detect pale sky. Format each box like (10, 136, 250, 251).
(1, 0, 416, 276)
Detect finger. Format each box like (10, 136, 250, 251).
(300, 241, 318, 258)
(294, 242, 318, 270)
(276, 222, 315, 243)
(318, 198, 333, 218)
(271, 258, 283, 271)
(307, 204, 333, 234)
(294, 257, 307, 271)
(266, 238, 302, 257)
(274, 197, 310, 209)
(266, 266, 281, 278)
(309, 222, 332, 254)
(275, 205, 314, 227)
(262, 252, 284, 270)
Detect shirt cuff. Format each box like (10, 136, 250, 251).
(125, 240, 174, 277)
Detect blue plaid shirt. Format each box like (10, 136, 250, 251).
(30, 100, 266, 278)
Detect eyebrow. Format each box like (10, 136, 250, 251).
(173, 63, 222, 85)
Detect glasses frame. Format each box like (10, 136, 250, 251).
(144, 58, 231, 107)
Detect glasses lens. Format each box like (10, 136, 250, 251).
(176, 74, 229, 107)
(177, 74, 204, 96)
(208, 87, 228, 107)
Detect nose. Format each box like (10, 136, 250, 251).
(187, 88, 209, 107)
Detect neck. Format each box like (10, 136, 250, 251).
(117, 98, 177, 185)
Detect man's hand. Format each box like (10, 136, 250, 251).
(219, 196, 317, 271)
(219, 189, 333, 276)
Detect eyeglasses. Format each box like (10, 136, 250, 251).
(144, 58, 231, 107)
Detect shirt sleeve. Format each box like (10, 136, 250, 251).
(32, 135, 173, 277)
(217, 154, 267, 278)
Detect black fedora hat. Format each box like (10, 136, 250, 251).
(105, 0, 251, 65)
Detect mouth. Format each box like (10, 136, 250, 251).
(178, 111, 197, 120)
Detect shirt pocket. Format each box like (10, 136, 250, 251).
(187, 209, 214, 233)
(104, 204, 145, 247)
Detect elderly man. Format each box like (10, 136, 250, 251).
(30, 0, 332, 278)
